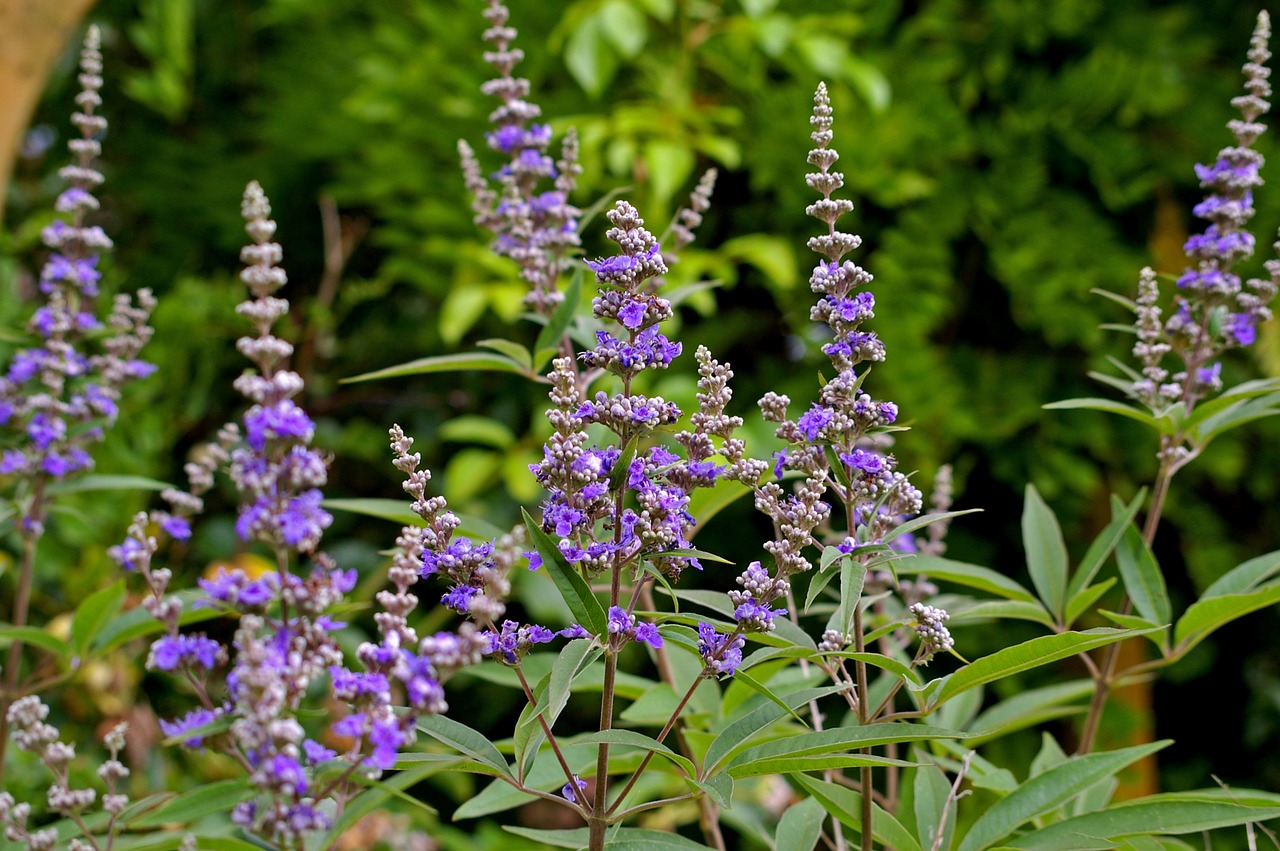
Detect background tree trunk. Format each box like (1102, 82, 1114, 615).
(0, 0, 97, 221)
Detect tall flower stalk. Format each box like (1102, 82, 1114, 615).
(0, 25, 155, 783)
(113, 183, 482, 850)
(1076, 11, 1279, 754)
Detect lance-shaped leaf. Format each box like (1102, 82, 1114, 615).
(1114, 523, 1170, 626)
(921, 628, 1162, 709)
(702, 685, 846, 775)
(1023, 484, 1069, 621)
(1173, 581, 1280, 658)
(523, 507, 607, 635)
(895, 555, 1037, 603)
(1066, 490, 1145, 601)
(723, 723, 966, 778)
(342, 350, 528, 383)
(1042, 398, 1159, 429)
(776, 796, 827, 851)
(957, 741, 1170, 851)
(1006, 790, 1280, 850)
(1201, 549, 1280, 597)
(416, 714, 511, 778)
(794, 774, 923, 851)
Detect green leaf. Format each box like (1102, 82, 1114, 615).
(522, 508, 607, 635)
(71, 580, 126, 657)
(1189, 391, 1280, 445)
(650, 547, 734, 565)
(0, 625, 71, 661)
(884, 509, 982, 545)
(323, 762, 447, 844)
(1066, 491, 1145, 600)
(1202, 549, 1280, 597)
(1173, 582, 1280, 657)
(896, 556, 1037, 602)
(1023, 485, 1069, 621)
(968, 680, 1096, 741)
(1065, 579, 1117, 628)
(926, 629, 1161, 708)
(599, 1, 648, 59)
(728, 752, 912, 778)
(416, 714, 511, 778)
(723, 724, 966, 777)
(45, 474, 172, 495)
(1006, 790, 1280, 850)
(438, 415, 518, 450)
(534, 269, 584, 368)
(500, 827, 590, 849)
(1043, 398, 1158, 428)
(828, 555, 867, 639)
(127, 778, 253, 828)
(564, 17, 617, 97)
(957, 741, 1171, 851)
(516, 639, 599, 777)
(1114, 523, 1170, 626)
(572, 729, 694, 777)
(794, 774, 923, 851)
(341, 351, 526, 383)
(324, 498, 506, 540)
(776, 796, 826, 851)
(92, 589, 220, 653)
(953, 600, 1056, 628)
(913, 758, 956, 851)
(476, 338, 532, 371)
(703, 685, 846, 775)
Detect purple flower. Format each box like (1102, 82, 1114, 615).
(797, 404, 833, 441)
(244, 400, 315, 452)
(841, 449, 885, 475)
(618, 299, 646, 329)
(697, 622, 744, 677)
(562, 775, 588, 805)
(159, 708, 220, 748)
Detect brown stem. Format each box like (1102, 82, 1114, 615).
(513, 665, 581, 797)
(1076, 451, 1174, 755)
(854, 605, 873, 851)
(632, 584, 726, 850)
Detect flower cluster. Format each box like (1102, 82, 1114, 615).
(908, 602, 954, 663)
(1132, 12, 1279, 416)
(459, 0, 581, 313)
(697, 83, 946, 678)
(0, 26, 155, 516)
(0, 697, 131, 851)
(111, 184, 482, 849)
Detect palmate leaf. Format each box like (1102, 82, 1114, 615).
(956, 741, 1170, 851)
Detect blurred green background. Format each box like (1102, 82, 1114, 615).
(3, 0, 1280, 844)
